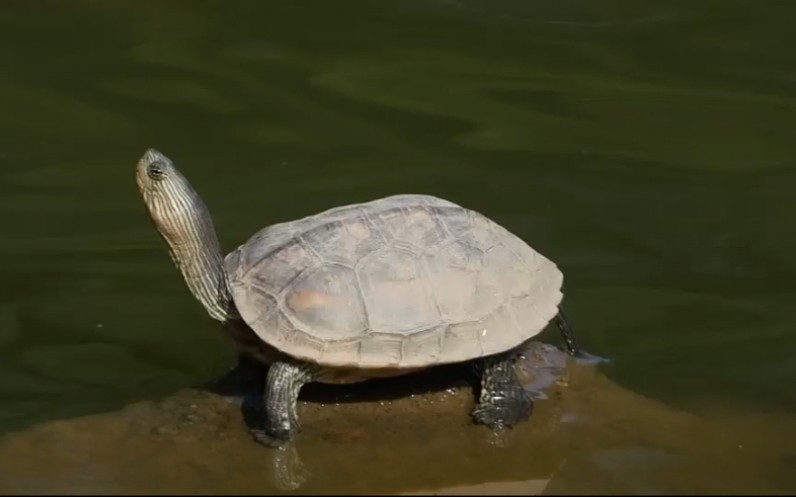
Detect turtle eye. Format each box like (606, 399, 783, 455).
(147, 162, 165, 180)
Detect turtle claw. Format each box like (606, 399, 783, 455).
(250, 427, 292, 448)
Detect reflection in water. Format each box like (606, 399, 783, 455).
(272, 445, 309, 491)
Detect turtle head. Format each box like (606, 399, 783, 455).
(136, 148, 235, 322)
(136, 148, 174, 187)
(136, 149, 197, 226)
(136, 148, 214, 248)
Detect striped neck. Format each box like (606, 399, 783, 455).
(161, 212, 236, 323)
(137, 150, 237, 323)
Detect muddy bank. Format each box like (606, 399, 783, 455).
(0, 342, 793, 495)
(0, 342, 571, 495)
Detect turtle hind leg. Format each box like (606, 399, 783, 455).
(250, 360, 320, 448)
(470, 353, 533, 431)
(555, 304, 586, 358)
(555, 304, 608, 364)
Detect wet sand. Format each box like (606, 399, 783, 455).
(0, 342, 793, 495)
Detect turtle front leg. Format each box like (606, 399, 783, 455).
(250, 360, 319, 448)
(470, 353, 533, 431)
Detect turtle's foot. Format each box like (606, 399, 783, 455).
(471, 389, 534, 430)
(250, 426, 293, 448)
(471, 354, 533, 431)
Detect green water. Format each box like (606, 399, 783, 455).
(1, 0, 795, 493)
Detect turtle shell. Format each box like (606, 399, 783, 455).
(225, 194, 563, 368)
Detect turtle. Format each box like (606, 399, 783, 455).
(135, 148, 583, 447)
